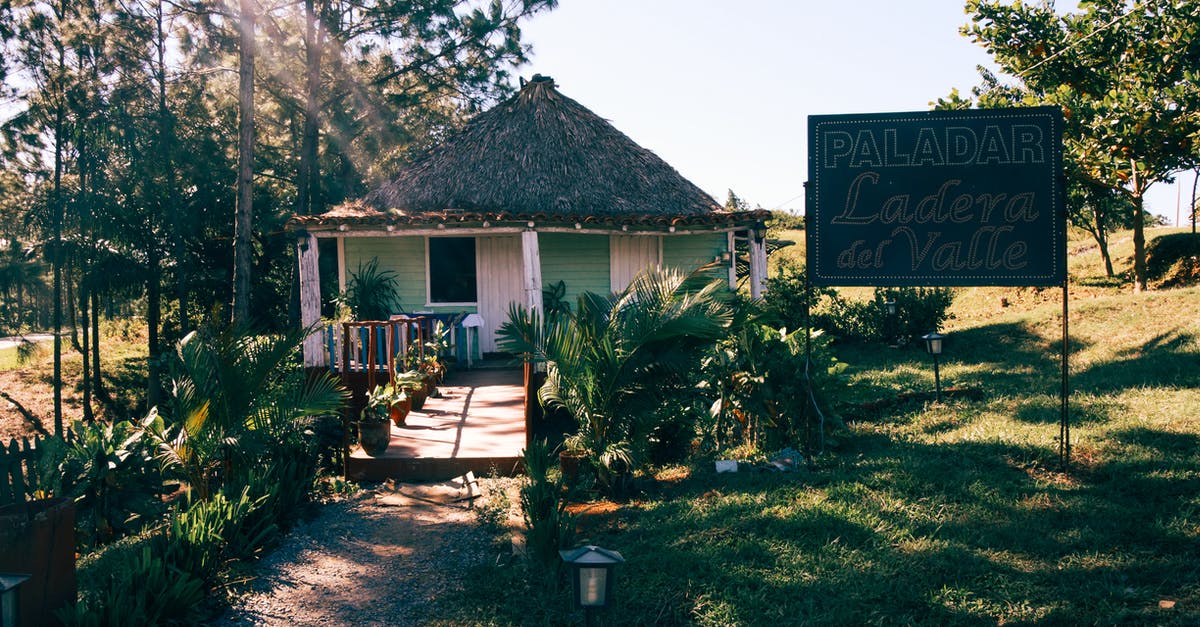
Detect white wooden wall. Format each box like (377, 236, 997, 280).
(609, 235, 662, 293)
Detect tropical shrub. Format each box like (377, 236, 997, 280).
(764, 259, 840, 333)
(767, 259, 954, 344)
(701, 312, 845, 455)
(141, 323, 345, 500)
(338, 257, 402, 320)
(38, 419, 170, 547)
(499, 267, 734, 493)
(60, 535, 207, 626)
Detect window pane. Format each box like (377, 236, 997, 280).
(429, 237, 477, 303)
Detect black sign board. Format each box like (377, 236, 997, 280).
(807, 107, 1064, 287)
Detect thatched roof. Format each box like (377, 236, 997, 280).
(356, 75, 724, 218)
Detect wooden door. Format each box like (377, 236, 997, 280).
(476, 235, 524, 354)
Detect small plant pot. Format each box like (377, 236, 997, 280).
(389, 398, 411, 427)
(358, 420, 391, 456)
(410, 387, 428, 411)
(559, 450, 587, 483)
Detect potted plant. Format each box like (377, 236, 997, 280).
(359, 385, 395, 455)
(558, 433, 590, 483)
(419, 354, 444, 397)
(394, 370, 428, 411)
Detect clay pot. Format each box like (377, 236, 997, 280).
(358, 420, 391, 456)
(389, 398, 411, 427)
(410, 385, 428, 411)
(559, 450, 587, 483)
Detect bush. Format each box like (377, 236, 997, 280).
(61, 535, 207, 626)
(1146, 233, 1200, 287)
(765, 259, 954, 344)
(764, 259, 839, 333)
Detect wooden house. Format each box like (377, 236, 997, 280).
(290, 75, 769, 368)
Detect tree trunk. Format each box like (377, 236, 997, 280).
(1131, 192, 1147, 292)
(79, 281, 93, 422)
(1097, 224, 1114, 278)
(291, 0, 323, 329)
(158, 0, 189, 336)
(232, 0, 256, 325)
(148, 238, 162, 410)
(52, 63, 65, 438)
(91, 289, 111, 407)
(1192, 167, 1198, 235)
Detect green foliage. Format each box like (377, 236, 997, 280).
(701, 307, 846, 455)
(763, 259, 837, 333)
(339, 258, 402, 321)
(1146, 232, 1200, 285)
(765, 259, 954, 344)
(142, 323, 346, 500)
(541, 279, 570, 319)
(45, 419, 170, 547)
(766, 210, 804, 231)
(518, 439, 576, 579)
(961, 0, 1200, 289)
(362, 381, 408, 422)
(499, 267, 735, 494)
(60, 539, 207, 627)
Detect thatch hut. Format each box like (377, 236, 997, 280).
(290, 75, 769, 367)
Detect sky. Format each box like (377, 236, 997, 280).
(519, 0, 1195, 223)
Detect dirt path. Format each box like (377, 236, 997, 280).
(220, 479, 509, 626)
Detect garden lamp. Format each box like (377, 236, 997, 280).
(560, 545, 624, 625)
(884, 298, 898, 346)
(922, 332, 946, 402)
(0, 573, 29, 627)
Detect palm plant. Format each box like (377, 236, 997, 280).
(142, 323, 346, 500)
(498, 266, 734, 492)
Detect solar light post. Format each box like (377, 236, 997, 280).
(0, 573, 29, 627)
(922, 332, 946, 402)
(884, 298, 898, 346)
(560, 545, 624, 626)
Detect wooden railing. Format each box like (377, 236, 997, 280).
(327, 316, 427, 381)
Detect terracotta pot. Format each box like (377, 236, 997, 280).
(358, 420, 391, 456)
(559, 450, 587, 482)
(389, 398, 411, 426)
(410, 386, 428, 411)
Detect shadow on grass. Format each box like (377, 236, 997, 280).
(1074, 330, 1200, 393)
(100, 354, 148, 418)
(574, 429, 1200, 625)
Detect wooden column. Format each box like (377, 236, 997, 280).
(521, 229, 544, 315)
(297, 232, 325, 367)
(726, 231, 737, 289)
(749, 231, 768, 300)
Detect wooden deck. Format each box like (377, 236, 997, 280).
(346, 368, 527, 482)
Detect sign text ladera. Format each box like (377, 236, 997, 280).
(806, 107, 1064, 287)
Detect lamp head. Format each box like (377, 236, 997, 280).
(560, 545, 625, 609)
(922, 332, 946, 355)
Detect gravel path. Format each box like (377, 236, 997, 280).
(220, 480, 504, 626)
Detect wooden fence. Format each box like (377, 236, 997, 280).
(0, 433, 70, 507)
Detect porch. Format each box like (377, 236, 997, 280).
(346, 366, 531, 482)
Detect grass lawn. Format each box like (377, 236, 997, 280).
(0, 323, 149, 439)
(438, 227, 1200, 625)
